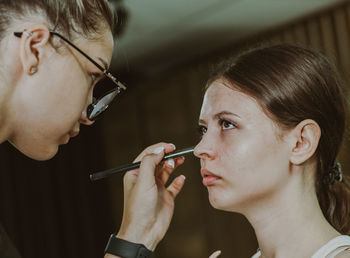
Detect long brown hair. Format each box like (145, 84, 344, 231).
(208, 44, 350, 234)
(0, 0, 116, 40)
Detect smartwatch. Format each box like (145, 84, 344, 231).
(104, 234, 153, 258)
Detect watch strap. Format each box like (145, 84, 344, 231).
(104, 234, 153, 258)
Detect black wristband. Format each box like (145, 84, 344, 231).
(104, 234, 153, 258)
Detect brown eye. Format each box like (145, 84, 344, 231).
(197, 125, 207, 136)
(90, 73, 100, 83)
(219, 119, 236, 130)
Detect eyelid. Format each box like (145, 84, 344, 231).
(197, 124, 207, 136)
(218, 118, 237, 130)
(90, 72, 103, 83)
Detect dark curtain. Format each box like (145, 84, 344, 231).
(0, 123, 114, 258)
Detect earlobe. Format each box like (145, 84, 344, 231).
(289, 119, 321, 165)
(19, 25, 51, 75)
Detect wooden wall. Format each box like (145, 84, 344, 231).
(102, 1, 350, 257)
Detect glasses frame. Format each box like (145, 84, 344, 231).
(14, 30, 126, 121)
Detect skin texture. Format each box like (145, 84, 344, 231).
(0, 22, 114, 160)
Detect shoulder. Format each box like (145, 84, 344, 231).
(335, 249, 350, 258)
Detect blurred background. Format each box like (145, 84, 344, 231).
(0, 0, 349, 257)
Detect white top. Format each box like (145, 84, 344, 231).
(251, 235, 350, 258)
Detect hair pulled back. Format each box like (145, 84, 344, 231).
(208, 44, 350, 234)
(0, 0, 116, 40)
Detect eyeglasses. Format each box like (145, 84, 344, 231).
(14, 30, 127, 121)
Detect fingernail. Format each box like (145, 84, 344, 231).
(169, 143, 176, 150)
(180, 175, 186, 180)
(212, 250, 221, 257)
(167, 158, 175, 168)
(153, 146, 164, 154)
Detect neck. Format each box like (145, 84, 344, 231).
(244, 170, 339, 258)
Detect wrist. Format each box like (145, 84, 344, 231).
(116, 229, 158, 251)
(105, 234, 153, 258)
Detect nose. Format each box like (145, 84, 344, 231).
(79, 109, 94, 126)
(194, 134, 216, 161)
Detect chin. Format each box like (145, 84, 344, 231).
(209, 198, 241, 212)
(210, 200, 228, 211)
(209, 193, 229, 210)
(9, 140, 59, 161)
(29, 150, 58, 161)
(208, 190, 240, 212)
(26, 146, 59, 161)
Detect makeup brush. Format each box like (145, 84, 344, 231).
(90, 146, 194, 181)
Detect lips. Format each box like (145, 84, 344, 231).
(201, 168, 221, 186)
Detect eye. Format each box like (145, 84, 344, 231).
(219, 119, 236, 130)
(197, 125, 207, 136)
(90, 73, 102, 84)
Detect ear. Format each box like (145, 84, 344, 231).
(289, 119, 321, 165)
(19, 24, 51, 75)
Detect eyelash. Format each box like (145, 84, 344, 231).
(219, 119, 237, 130)
(90, 73, 102, 84)
(197, 119, 237, 137)
(197, 125, 207, 136)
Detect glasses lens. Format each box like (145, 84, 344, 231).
(88, 90, 119, 120)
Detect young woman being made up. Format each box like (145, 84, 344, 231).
(109, 45, 350, 258)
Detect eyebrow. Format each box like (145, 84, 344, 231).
(198, 111, 241, 124)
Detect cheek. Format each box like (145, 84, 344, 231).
(216, 132, 290, 207)
(51, 71, 90, 118)
(225, 129, 287, 177)
(49, 56, 90, 103)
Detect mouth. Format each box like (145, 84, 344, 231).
(201, 168, 221, 186)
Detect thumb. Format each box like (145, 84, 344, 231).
(137, 146, 165, 188)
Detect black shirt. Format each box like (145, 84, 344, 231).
(0, 223, 21, 258)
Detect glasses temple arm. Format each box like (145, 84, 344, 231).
(49, 31, 127, 90)
(14, 30, 127, 91)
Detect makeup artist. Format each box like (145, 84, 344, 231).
(0, 0, 133, 257)
(107, 45, 350, 258)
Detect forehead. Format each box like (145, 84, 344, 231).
(200, 80, 263, 119)
(75, 29, 114, 64)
